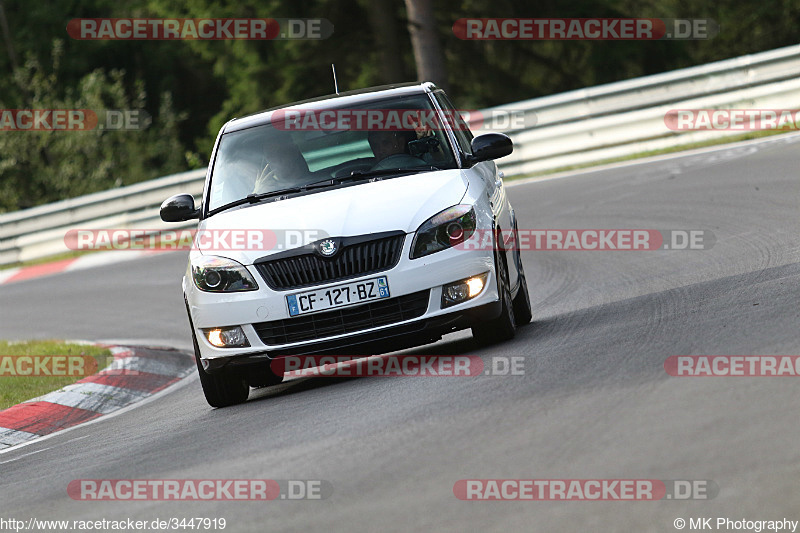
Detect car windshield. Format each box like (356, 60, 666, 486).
(207, 94, 459, 213)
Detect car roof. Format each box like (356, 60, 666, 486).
(222, 81, 440, 133)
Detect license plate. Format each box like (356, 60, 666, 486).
(286, 276, 390, 317)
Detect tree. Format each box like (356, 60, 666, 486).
(403, 0, 448, 90)
(363, 0, 408, 84)
(0, 41, 187, 212)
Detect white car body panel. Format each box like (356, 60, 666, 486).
(193, 169, 470, 266)
(175, 83, 523, 368)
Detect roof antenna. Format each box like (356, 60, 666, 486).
(331, 64, 339, 95)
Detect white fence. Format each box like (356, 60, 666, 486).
(2, 43, 800, 265)
(0, 169, 205, 265)
(489, 44, 800, 176)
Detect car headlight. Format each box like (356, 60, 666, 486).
(191, 256, 258, 292)
(410, 204, 476, 259)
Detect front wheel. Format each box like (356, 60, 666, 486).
(512, 248, 533, 326)
(245, 365, 284, 388)
(472, 249, 516, 346)
(192, 331, 249, 408)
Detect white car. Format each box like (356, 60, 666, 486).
(161, 82, 531, 407)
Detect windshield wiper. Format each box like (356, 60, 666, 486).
(347, 165, 440, 179)
(211, 187, 304, 215)
(301, 178, 340, 189)
(304, 170, 431, 189)
(212, 180, 345, 215)
(246, 187, 304, 202)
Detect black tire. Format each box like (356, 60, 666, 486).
(512, 248, 533, 326)
(244, 365, 284, 388)
(192, 330, 249, 408)
(472, 248, 516, 346)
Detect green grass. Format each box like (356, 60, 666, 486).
(0, 341, 112, 411)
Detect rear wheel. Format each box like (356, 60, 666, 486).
(472, 248, 516, 346)
(192, 330, 249, 408)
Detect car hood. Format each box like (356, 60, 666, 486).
(196, 169, 469, 265)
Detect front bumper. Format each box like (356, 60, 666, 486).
(200, 299, 501, 372)
(185, 234, 500, 373)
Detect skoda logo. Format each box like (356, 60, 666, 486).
(319, 239, 338, 257)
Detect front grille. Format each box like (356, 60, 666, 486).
(253, 290, 430, 345)
(255, 232, 406, 291)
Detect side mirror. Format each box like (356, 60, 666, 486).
(160, 194, 199, 222)
(468, 133, 513, 163)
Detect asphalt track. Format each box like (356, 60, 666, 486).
(1, 134, 800, 532)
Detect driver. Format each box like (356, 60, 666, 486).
(252, 142, 309, 194)
(367, 129, 426, 171)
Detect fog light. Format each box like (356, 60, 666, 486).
(466, 276, 484, 297)
(204, 326, 249, 348)
(444, 284, 469, 303)
(441, 273, 488, 308)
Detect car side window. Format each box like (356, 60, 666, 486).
(433, 91, 473, 157)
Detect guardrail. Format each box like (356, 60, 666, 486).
(483, 43, 800, 176)
(0, 169, 205, 265)
(2, 43, 800, 265)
